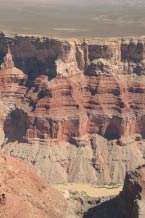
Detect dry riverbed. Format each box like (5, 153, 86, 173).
(52, 183, 123, 198)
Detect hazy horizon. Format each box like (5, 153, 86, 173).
(0, 0, 145, 38)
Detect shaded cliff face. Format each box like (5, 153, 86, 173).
(118, 165, 145, 218)
(1, 33, 145, 185)
(84, 165, 145, 218)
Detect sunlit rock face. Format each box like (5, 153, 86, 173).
(1, 33, 145, 185)
(0, 152, 72, 218)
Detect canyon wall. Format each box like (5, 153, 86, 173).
(1, 33, 145, 184)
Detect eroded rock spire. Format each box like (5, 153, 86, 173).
(1, 46, 14, 69)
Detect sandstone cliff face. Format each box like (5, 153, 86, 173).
(1, 33, 145, 185)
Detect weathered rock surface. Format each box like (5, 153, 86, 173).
(1, 33, 145, 184)
(118, 165, 145, 218)
(0, 152, 75, 218)
(3, 134, 145, 185)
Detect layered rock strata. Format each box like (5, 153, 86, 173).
(1, 33, 145, 184)
(3, 134, 145, 185)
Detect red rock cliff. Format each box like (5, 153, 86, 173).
(1, 34, 145, 185)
